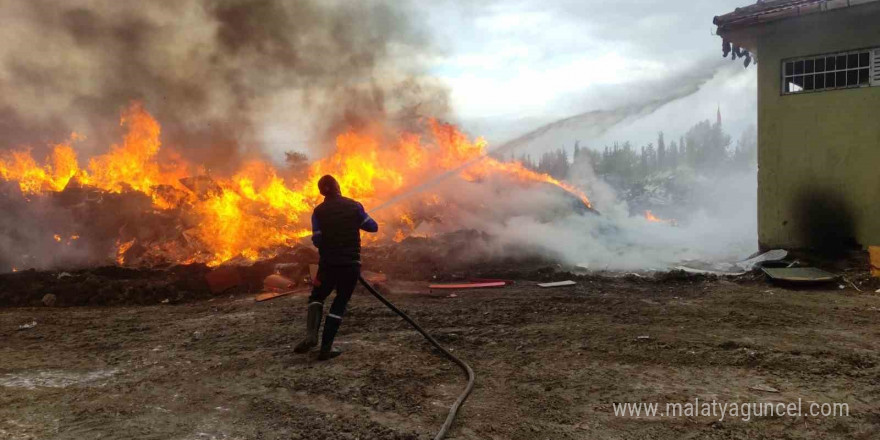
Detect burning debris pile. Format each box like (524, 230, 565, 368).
(0, 104, 593, 273)
(0, 230, 560, 307)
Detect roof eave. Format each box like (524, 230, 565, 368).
(714, 0, 880, 33)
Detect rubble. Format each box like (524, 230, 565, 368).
(537, 280, 576, 288)
(3, 235, 876, 308)
(0, 264, 213, 307)
(41, 294, 57, 307)
(675, 249, 788, 275)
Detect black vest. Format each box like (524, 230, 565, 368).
(314, 195, 362, 266)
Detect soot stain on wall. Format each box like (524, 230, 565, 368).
(793, 187, 859, 254)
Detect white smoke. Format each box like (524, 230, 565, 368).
(398, 159, 758, 271)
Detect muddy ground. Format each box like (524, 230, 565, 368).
(2, 274, 879, 439)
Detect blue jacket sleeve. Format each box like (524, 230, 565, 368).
(357, 203, 379, 233)
(311, 212, 322, 247)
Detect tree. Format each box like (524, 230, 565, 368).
(731, 124, 757, 170)
(657, 132, 666, 170)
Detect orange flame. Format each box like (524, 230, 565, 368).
(644, 210, 677, 225)
(116, 239, 136, 265)
(1, 104, 593, 266)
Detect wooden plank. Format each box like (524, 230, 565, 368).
(468, 277, 516, 284)
(537, 280, 577, 288)
(428, 282, 506, 290)
(255, 287, 310, 302)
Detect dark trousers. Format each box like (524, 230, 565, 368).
(309, 265, 359, 349)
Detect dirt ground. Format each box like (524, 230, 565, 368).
(2, 275, 879, 439)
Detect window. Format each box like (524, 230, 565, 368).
(782, 48, 875, 94)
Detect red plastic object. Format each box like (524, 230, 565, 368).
(263, 274, 295, 291)
(429, 282, 506, 290)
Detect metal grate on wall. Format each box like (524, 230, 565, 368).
(782, 47, 878, 94)
(873, 48, 880, 86)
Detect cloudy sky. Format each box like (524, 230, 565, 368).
(419, 0, 757, 153)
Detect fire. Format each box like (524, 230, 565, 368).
(644, 210, 677, 225)
(116, 239, 136, 265)
(0, 140, 79, 194)
(53, 234, 62, 242)
(1, 103, 593, 267)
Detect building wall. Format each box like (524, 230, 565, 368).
(754, 3, 880, 250)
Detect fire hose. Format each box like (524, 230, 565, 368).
(358, 275, 475, 440)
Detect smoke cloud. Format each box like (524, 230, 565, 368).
(404, 163, 758, 271)
(0, 0, 448, 168)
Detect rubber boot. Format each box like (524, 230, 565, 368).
(293, 302, 323, 353)
(317, 315, 343, 361)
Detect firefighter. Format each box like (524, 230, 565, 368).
(294, 174, 378, 360)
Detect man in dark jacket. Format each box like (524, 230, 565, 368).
(294, 174, 378, 360)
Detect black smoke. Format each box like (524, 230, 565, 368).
(0, 0, 449, 169)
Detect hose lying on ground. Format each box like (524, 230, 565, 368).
(358, 275, 475, 440)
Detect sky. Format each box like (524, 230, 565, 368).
(419, 0, 757, 155)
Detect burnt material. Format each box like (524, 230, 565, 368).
(0, 264, 212, 307)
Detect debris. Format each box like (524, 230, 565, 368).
(842, 277, 862, 292)
(18, 321, 37, 330)
(56, 272, 73, 279)
(673, 265, 733, 275)
(537, 280, 576, 288)
(273, 263, 302, 279)
(448, 293, 458, 298)
(179, 175, 222, 199)
(160, 298, 170, 304)
(255, 288, 309, 302)
(429, 282, 506, 290)
(636, 335, 651, 341)
(469, 277, 515, 284)
(749, 384, 780, 393)
(738, 249, 788, 271)
(41, 293, 57, 307)
(204, 266, 243, 294)
(675, 249, 788, 275)
(762, 267, 838, 284)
